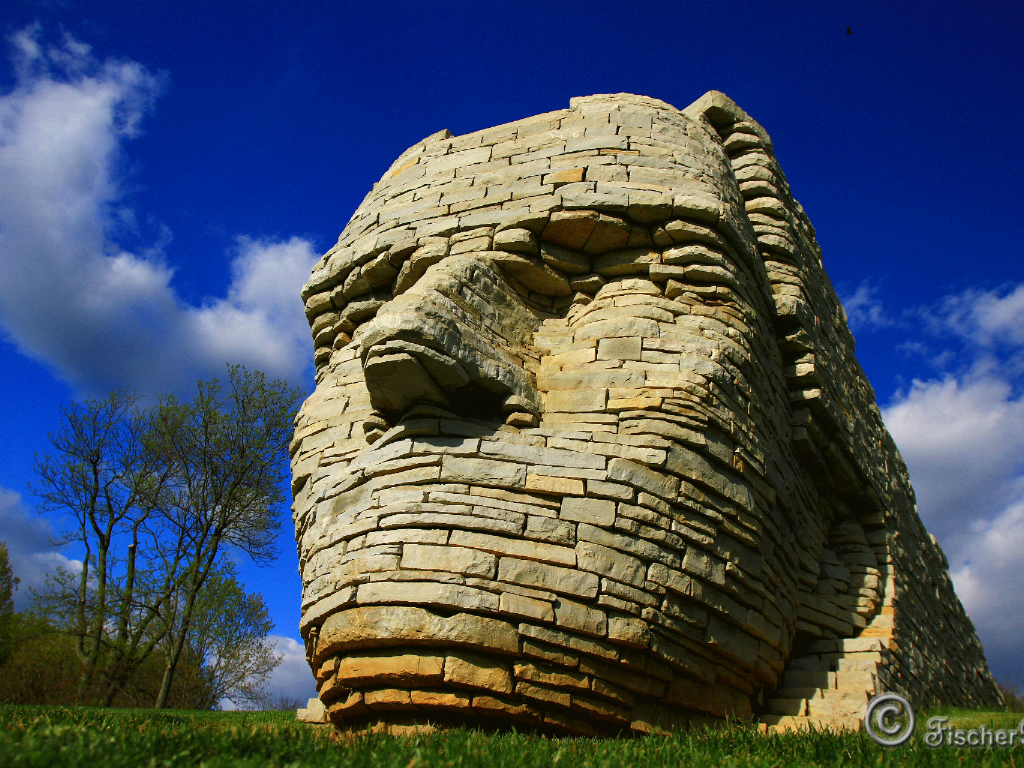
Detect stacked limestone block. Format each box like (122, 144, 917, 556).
(291, 92, 1003, 735)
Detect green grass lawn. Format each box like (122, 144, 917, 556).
(923, 707, 1021, 730)
(1, 705, 1020, 768)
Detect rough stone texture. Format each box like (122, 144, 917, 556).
(292, 92, 1003, 735)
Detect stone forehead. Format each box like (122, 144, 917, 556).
(406, 91, 688, 164)
(301, 91, 761, 306)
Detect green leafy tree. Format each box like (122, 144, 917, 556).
(0, 541, 18, 667)
(29, 366, 302, 709)
(144, 365, 301, 708)
(0, 613, 81, 705)
(166, 561, 280, 710)
(1000, 680, 1024, 712)
(31, 389, 178, 703)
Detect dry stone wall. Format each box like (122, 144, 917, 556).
(290, 91, 1003, 735)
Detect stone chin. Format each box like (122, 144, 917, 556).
(291, 92, 1004, 734)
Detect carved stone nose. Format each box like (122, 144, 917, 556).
(357, 255, 541, 425)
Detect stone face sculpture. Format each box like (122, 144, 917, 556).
(291, 92, 1003, 734)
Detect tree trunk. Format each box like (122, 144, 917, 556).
(154, 547, 216, 709)
(73, 554, 92, 702)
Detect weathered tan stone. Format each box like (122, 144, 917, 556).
(572, 693, 632, 724)
(445, 652, 514, 694)
(607, 457, 679, 501)
(525, 473, 586, 496)
(586, 479, 634, 501)
(498, 557, 599, 599)
(363, 689, 414, 709)
(410, 690, 473, 709)
(554, 597, 607, 636)
(560, 496, 616, 526)
(598, 337, 642, 361)
(607, 616, 651, 649)
(449, 529, 576, 567)
(493, 227, 538, 254)
(499, 590, 555, 622)
(335, 652, 445, 688)
(543, 210, 599, 251)
(401, 543, 496, 578)
(545, 388, 607, 413)
(440, 456, 527, 487)
(575, 541, 646, 587)
(326, 691, 367, 720)
(316, 606, 518, 661)
(296, 696, 328, 723)
(514, 662, 589, 690)
(516, 680, 571, 708)
(546, 167, 585, 185)
(471, 694, 536, 721)
(356, 581, 499, 612)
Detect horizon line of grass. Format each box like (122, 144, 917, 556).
(2, 704, 1022, 768)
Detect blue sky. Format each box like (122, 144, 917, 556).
(1, 1, 1022, 705)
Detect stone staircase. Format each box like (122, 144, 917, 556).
(759, 611, 896, 733)
(760, 654, 878, 731)
(759, 533, 896, 733)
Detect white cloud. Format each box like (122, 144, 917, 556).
(841, 281, 891, 333)
(949, 495, 1024, 680)
(929, 283, 1024, 348)
(883, 282, 1024, 681)
(183, 237, 321, 387)
(885, 376, 1024, 542)
(0, 26, 319, 396)
(217, 634, 316, 711)
(0, 487, 81, 611)
(265, 635, 317, 705)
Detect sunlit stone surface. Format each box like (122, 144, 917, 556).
(291, 92, 1003, 734)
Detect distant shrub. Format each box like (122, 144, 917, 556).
(998, 680, 1024, 712)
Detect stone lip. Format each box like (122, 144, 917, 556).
(290, 90, 1005, 735)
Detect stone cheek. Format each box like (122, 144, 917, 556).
(289, 92, 1004, 734)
